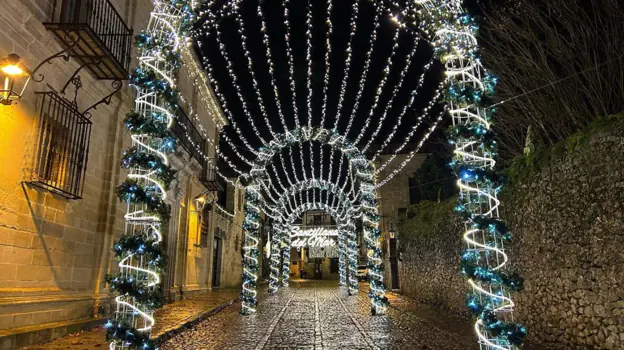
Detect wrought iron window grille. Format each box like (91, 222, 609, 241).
(27, 90, 92, 199)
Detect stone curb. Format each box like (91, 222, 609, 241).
(153, 297, 239, 345)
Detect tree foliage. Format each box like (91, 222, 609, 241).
(476, 0, 624, 163)
(409, 152, 457, 206)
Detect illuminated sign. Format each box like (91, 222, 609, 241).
(291, 227, 338, 248)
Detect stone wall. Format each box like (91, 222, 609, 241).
(397, 124, 624, 349)
(0, 0, 139, 333)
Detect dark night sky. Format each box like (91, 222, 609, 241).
(194, 0, 448, 177)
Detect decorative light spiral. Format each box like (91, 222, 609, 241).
(268, 226, 281, 294)
(241, 187, 262, 314)
(404, 0, 527, 348)
(280, 223, 292, 287)
(338, 226, 348, 286)
(107, 1, 194, 349)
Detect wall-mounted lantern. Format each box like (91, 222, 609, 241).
(194, 194, 207, 212)
(388, 229, 396, 239)
(0, 54, 30, 105)
(194, 189, 217, 213)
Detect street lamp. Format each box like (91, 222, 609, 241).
(194, 194, 207, 212)
(194, 189, 217, 213)
(0, 54, 30, 105)
(388, 229, 396, 239)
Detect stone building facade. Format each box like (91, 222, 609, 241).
(375, 154, 427, 291)
(0, 1, 243, 348)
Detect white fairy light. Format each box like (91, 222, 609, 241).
(352, 27, 400, 146)
(343, 2, 382, 136)
(374, 106, 445, 187)
(195, 36, 259, 157)
(371, 58, 439, 162)
(214, 20, 268, 146)
(284, 0, 301, 129)
(319, 0, 334, 129)
(258, 1, 289, 133)
(235, 7, 277, 139)
(361, 34, 420, 153)
(332, 0, 360, 131)
(305, 0, 315, 128)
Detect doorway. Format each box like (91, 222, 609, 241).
(389, 237, 399, 290)
(314, 258, 323, 279)
(212, 237, 221, 288)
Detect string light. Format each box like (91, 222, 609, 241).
(343, 1, 382, 137)
(235, 7, 277, 139)
(214, 19, 267, 146)
(319, 0, 334, 129)
(361, 34, 420, 153)
(332, 0, 360, 131)
(352, 27, 400, 146)
(258, 1, 289, 133)
(284, 0, 301, 129)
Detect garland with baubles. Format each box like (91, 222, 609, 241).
(411, 0, 527, 347)
(108, 2, 197, 349)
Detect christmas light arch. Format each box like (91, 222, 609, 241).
(114, 1, 528, 350)
(238, 127, 388, 315)
(271, 198, 360, 296)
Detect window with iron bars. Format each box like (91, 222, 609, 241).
(199, 205, 210, 247)
(29, 92, 92, 199)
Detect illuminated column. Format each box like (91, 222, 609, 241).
(107, 2, 193, 349)
(281, 224, 291, 287)
(338, 226, 347, 286)
(268, 226, 281, 294)
(360, 186, 387, 315)
(410, 1, 526, 347)
(346, 222, 359, 295)
(240, 188, 261, 315)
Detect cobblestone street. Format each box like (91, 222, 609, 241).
(161, 281, 477, 350)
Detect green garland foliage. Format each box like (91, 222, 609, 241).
(116, 179, 171, 222)
(121, 147, 176, 188)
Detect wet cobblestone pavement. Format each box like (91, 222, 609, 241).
(24, 289, 239, 350)
(161, 280, 478, 350)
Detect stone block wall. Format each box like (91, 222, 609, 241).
(0, 1, 233, 347)
(0, 0, 138, 332)
(396, 125, 624, 349)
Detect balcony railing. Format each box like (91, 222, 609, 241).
(172, 106, 205, 164)
(171, 106, 223, 192)
(200, 159, 222, 191)
(44, 0, 133, 79)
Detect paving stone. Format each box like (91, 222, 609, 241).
(160, 281, 478, 350)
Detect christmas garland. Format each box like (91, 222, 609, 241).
(116, 179, 171, 222)
(108, 2, 197, 349)
(121, 147, 176, 186)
